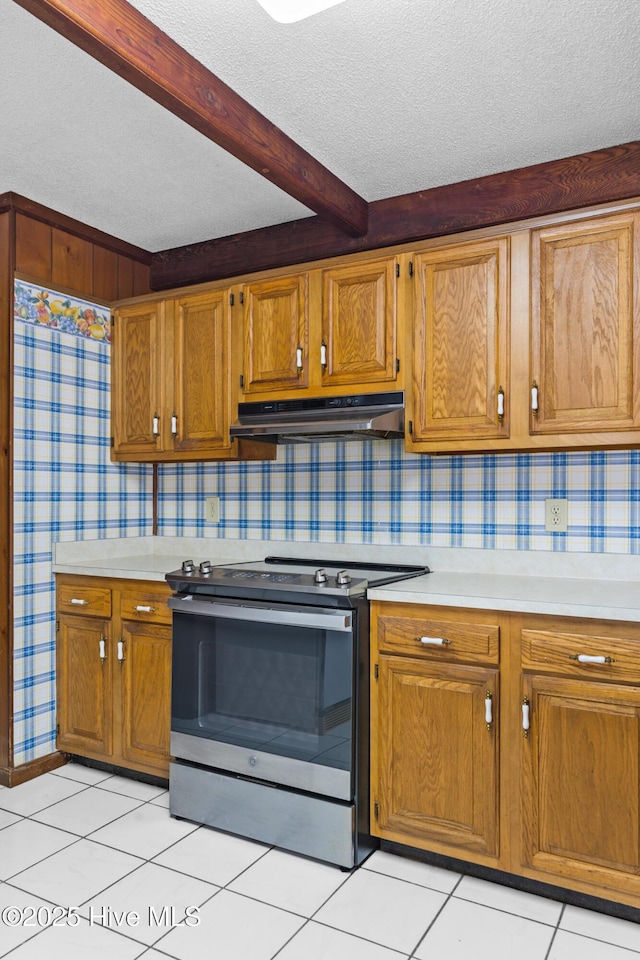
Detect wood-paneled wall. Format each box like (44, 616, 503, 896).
(0, 196, 152, 785)
(0, 211, 13, 776)
(14, 212, 150, 300)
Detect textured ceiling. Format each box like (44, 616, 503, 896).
(1, 0, 639, 251)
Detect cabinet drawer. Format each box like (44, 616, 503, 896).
(521, 628, 640, 683)
(119, 583, 172, 625)
(58, 583, 111, 617)
(376, 610, 499, 664)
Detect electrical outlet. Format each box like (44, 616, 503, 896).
(205, 497, 220, 523)
(545, 498, 568, 533)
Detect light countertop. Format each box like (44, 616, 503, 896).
(368, 571, 640, 621)
(52, 537, 640, 622)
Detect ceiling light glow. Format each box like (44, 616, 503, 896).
(256, 0, 347, 23)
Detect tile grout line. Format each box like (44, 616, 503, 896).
(407, 871, 464, 958)
(542, 902, 566, 960)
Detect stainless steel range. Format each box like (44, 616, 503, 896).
(165, 556, 429, 868)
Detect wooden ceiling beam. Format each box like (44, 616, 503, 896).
(12, 0, 369, 237)
(151, 141, 640, 288)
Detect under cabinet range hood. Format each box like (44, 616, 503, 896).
(230, 391, 405, 443)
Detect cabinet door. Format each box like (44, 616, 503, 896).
(373, 656, 498, 857)
(530, 213, 640, 434)
(118, 620, 171, 775)
(411, 238, 510, 443)
(57, 614, 112, 758)
(321, 257, 398, 388)
(111, 302, 164, 456)
(242, 274, 309, 393)
(173, 291, 231, 454)
(521, 674, 640, 887)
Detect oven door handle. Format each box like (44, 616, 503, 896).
(168, 596, 353, 632)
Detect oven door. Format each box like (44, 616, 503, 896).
(169, 596, 355, 800)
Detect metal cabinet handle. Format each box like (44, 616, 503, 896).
(320, 341, 327, 371)
(522, 697, 530, 738)
(497, 387, 505, 421)
(531, 381, 539, 413)
(99, 638, 107, 661)
(485, 691, 493, 730)
(296, 346, 303, 374)
(69, 598, 89, 605)
(153, 414, 160, 436)
(569, 653, 616, 664)
(134, 604, 157, 613)
(117, 640, 125, 663)
(171, 414, 178, 436)
(417, 636, 451, 646)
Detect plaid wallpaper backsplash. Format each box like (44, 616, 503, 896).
(12, 278, 640, 764)
(13, 285, 152, 765)
(157, 445, 640, 554)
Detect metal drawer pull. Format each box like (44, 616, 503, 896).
(485, 692, 493, 730)
(296, 346, 303, 373)
(569, 654, 616, 664)
(99, 638, 107, 661)
(531, 381, 539, 413)
(522, 697, 530, 738)
(417, 636, 451, 646)
(117, 640, 125, 663)
(497, 387, 505, 420)
(135, 605, 157, 613)
(69, 598, 89, 605)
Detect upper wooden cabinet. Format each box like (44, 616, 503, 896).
(530, 213, 640, 435)
(112, 290, 275, 462)
(409, 238, 510, 444)
(111, 300, 164, 459)
(242, 273, 309, 393)
(110, 201, 640, 457)
(173, 291, 230, 454)
(240, 255, 401, 399)
(321, 258, 399, 388)
(407, 208, 640, 454)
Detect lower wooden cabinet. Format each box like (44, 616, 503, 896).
(521, 673, 640, 888)
(518, 615, 640, 903)
(371, 603, 501, 864)
(375, 656, 499, 857)
(56, 575, 171, 778)
(371, 602, 640, 907)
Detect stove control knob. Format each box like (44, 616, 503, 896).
(314, 568, 328, 584)
(181, 559, 195, 574)
(336, 570, 351, 586)
(199, 560, 213, 576)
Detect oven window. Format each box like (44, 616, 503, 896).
(171, 610, 353, 770)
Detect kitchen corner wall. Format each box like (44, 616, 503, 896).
(156, 445, 640, 555)
(13, 281, 152, 765)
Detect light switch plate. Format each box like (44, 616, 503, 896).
(205, 497, 220, 523)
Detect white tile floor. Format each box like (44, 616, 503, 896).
(1, 765, 640, 958)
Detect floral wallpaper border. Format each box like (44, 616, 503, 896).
(14, 280, 111, 344)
